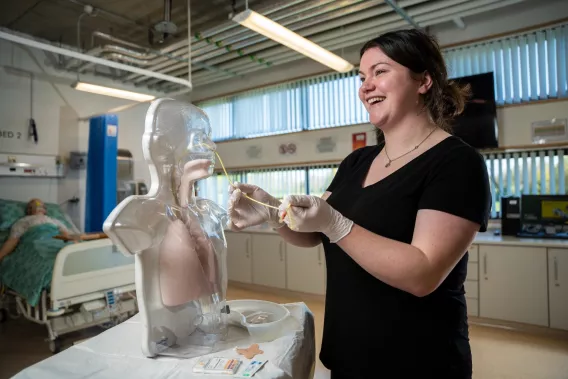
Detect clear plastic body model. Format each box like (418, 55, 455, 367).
(103, 98, 229, 358)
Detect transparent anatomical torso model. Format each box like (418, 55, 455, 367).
(103, 98, 229, 358)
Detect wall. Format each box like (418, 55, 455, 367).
(0, 39, 153, 231)
(214, 124, 375, 170)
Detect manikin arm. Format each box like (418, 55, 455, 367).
(0, 237, 19, 262)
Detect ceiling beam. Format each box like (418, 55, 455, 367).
(383, 0, 420, 28)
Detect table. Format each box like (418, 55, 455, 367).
(12, 302, 316, 379)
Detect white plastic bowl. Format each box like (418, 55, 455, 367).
(227, 299, 290, 342)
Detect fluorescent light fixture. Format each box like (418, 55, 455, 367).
(232, 9, 354, 73)
(72, 82, 156, 102)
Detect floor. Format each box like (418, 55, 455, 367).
(1, 286, 567, 379)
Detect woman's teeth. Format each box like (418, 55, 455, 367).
(368, 96, 385, 104)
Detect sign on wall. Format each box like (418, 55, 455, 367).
(352, 132, 366, 150)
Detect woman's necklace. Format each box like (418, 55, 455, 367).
(383, 127, 437, 168)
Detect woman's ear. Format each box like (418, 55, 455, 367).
(418, 71, 433, 95)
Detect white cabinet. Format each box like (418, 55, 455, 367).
(479, 245, 548, 327)
(465, 244, 479, 317)
(252, 234, 287, 289)
(286, 244, 326, 295)
(548, 248, 568, 331)
(225, 232, 252, 284)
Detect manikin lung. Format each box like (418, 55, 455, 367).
(103, 98, 229, 358)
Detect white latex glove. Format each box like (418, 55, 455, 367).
(228, 182, 283, 231)
(279, 195, 353, 243)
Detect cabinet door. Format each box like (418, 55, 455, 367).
(225, 232, 252, 284)
(479, 245, 548, 327)
(286, 244, 326, 295)
(548, 248, 568, 331)
(252, 234, 286, 289)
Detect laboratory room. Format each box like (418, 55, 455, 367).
(1, 0, 568, 378)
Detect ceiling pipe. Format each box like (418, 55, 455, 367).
(192, 0, 384, 63)
(0, 27, 192, 88)
(214, 0, 469, 73)
(383, 0, 421, 28)
(123, 0, 314, 83)
(137, 0, 400, 86)
(191, 0, 359, 58)
(191, 0, 335, 54)
(192, 0, 309, 46)
(159, 0, 457, 86)
(160, 0, 496, 84)
(136, 0, 346, 83)
(188, 0, 526, 88)
(189, 0, 426, 67)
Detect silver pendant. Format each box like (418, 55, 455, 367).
(385, 161, 391, 168)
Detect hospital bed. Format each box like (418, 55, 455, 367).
(0, 199, 138, 353)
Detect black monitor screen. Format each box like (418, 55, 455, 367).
(449, 72, 499, 149)
(521, 195, 568, 225)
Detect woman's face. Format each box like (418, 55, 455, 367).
(358, 47, 430, 128)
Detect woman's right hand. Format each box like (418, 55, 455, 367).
(227, 182, 283, 231)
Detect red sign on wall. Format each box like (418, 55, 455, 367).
(352, 132, 367, 151)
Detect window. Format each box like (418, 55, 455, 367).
(198, 23, 568, 142)
(196, 164, 339, 207)
(196, 148, 566, 220)
(482, 148, 567, 218)
(444, 23, 568, 105)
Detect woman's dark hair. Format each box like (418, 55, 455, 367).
(360, 28, 471, 144)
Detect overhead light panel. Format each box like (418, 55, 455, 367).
(71, 82, 156, 102)
(232, 9, 354, 73)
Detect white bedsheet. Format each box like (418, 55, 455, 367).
(12, 302, 316, 379)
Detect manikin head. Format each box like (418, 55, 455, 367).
(26, 198, 46, 216)
(143, 98, 216, 184)
(358, 29, 470, 143)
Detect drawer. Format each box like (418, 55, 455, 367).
(466, 297, 479, 317)
(467, 262, 478, 281)
(469, 245, 478, 262)
(464, 280, 478, 298)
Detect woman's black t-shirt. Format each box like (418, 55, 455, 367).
(320, 135, 491, 378)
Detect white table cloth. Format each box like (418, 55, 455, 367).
(12, 302, 316, 379)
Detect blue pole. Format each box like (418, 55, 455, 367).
(85, 114, 118, 232)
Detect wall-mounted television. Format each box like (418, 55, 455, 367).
(449, 72, 499, 149)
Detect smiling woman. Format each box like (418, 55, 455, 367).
(227, 28, 492, 379)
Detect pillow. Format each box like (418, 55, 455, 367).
(0, 200, 26, 231)
(0, 199, 74, 231)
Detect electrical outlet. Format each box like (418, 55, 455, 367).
(8, 156, 16, 163)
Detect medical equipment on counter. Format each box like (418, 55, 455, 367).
(104, 98, 229, 359)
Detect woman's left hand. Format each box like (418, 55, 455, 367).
(279, 195, 353, 243)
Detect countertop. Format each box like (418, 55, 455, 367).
(225, 228, 568, 248)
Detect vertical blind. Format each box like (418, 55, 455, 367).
(197, 165, 339, 208)
(444, 23, 568, 105)
(481, 148, 567, 218)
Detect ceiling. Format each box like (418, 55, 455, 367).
(0, 0, 549, 95)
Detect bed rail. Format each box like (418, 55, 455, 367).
(50, 239, 135, 309)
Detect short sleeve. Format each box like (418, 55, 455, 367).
(418, 147, 491, 232)
(10, 218, 28, 238)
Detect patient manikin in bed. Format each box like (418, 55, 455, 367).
(103, 98, 229, 358)
(0, 198, 71, 262)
